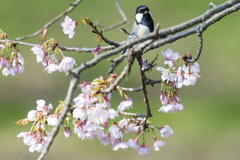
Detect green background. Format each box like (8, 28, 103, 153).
(0, 0, 240, 159)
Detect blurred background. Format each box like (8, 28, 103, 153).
(0, 0, 240, 159)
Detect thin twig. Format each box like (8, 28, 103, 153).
(118, 111, 148, 117)
(88, 19, 120, 47)
(136, 56, 152, 119)
(15, 0, 83, 41)
(102, 49, 134, 94)
(209, 2, 217, 8)
(185, 27, 203, 63)
(0, 39, 119, 52)
(118, 86, 142, 92)
(95, 0, 129, 31)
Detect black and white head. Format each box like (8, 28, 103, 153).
(135, 5, 153, 23)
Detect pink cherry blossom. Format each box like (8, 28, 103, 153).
(108, 109, 119, 119)
(64, 126, 72, 138)
(90, 103, 108, 125)
(73, 93, 88, 108)
(31, 46, 45, 63)
(17, 132, 35, 146)
(5, 57, 11, 70)
(158, 103, 184, 113)
(128, 138, 139, 150)
(161, 48, 179, 61)
(27, 110, 38, 121)
(117, 98, 134, 112)
(92, 45, 101, 57)
(159, 125, 173, 138)
(36, 99, 52, 112)
(156, 67, 177, 83)
(0, 55, 6, 66)
(113, 141, 128, 151)
(98, 133, 111, 145)
(160, 91, 168, 105)
(0, 43, 5, 50)
(154, 140, 165, 151)
(2, 67, 15, 76)
(29, 142, 45, 153)
(137, 144, 151, 155)
(44, 63, 59, 74)
(109, 125, 123, 140)
(73, 107, 88, 121)
(61, 16, 76, 38)
(118, 118, 129, 128)
(58, 56, 76, 72)
(47, 115, 58, 126)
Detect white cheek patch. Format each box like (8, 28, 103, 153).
(135, 13, 143, 23)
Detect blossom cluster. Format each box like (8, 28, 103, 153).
(156, 49, 200, 113)
(0, 43, 25, 76)
(31, 38, 76, 74)
(16, 100, 59, 152)
(70, 75, 173, 155)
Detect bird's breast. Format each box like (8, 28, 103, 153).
(137, 24, 151, 38)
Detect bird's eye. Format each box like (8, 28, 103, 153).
(139, 10, 143, 13)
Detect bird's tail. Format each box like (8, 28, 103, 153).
(107, 58, 125, 74)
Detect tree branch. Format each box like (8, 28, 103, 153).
(185, 27, 203, 63)
(37, 74, 79, 160)
(136, 56, 152, 118)
(95, 0, 129, 31)
(15, 0, 83, 41)
(101, 49, 134, 94)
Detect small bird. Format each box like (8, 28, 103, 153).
(107, 5, 154, 74)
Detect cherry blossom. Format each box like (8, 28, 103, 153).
(44, 63, 59, 74)
(61, 16, 76, 38)
(47, 115, 58, 126)
(154, 140, 165, 151)
(159, 125, 173, 138)
(162, 48, 179, 61)
(128, 138, 139, 150)
(113, 141, 128, 151)
(73, 107, 88, 121)
(109, 125, 123, 140)
(117, 98, 134, 112)
(27, 110, 38, 121)
(58, 56, 76, 72)
(156, 67, 177, 83)
(31, 46, 45, 63)
(98, 133, 111, 145)
(108, 109, 119, 119)
(2, 67, 15, 76)
(137, 144, 151, 155)
(159, 103, 184, 113)
(64, 126, 72, 138)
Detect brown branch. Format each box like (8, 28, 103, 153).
(118, 111, 149, 118)
(0, 39, 119, 52)
(185, 27, 203, 63)
(88, 19, 120, 47)
(95, 0, 129, 31)
(136, 56, 152, 118)
(101, 49, 134, 94)
(15, 0, 83, 41)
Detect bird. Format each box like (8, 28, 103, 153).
(107, 5, 154, 74)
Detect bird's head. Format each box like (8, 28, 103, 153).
(135, 5, 152, 23)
